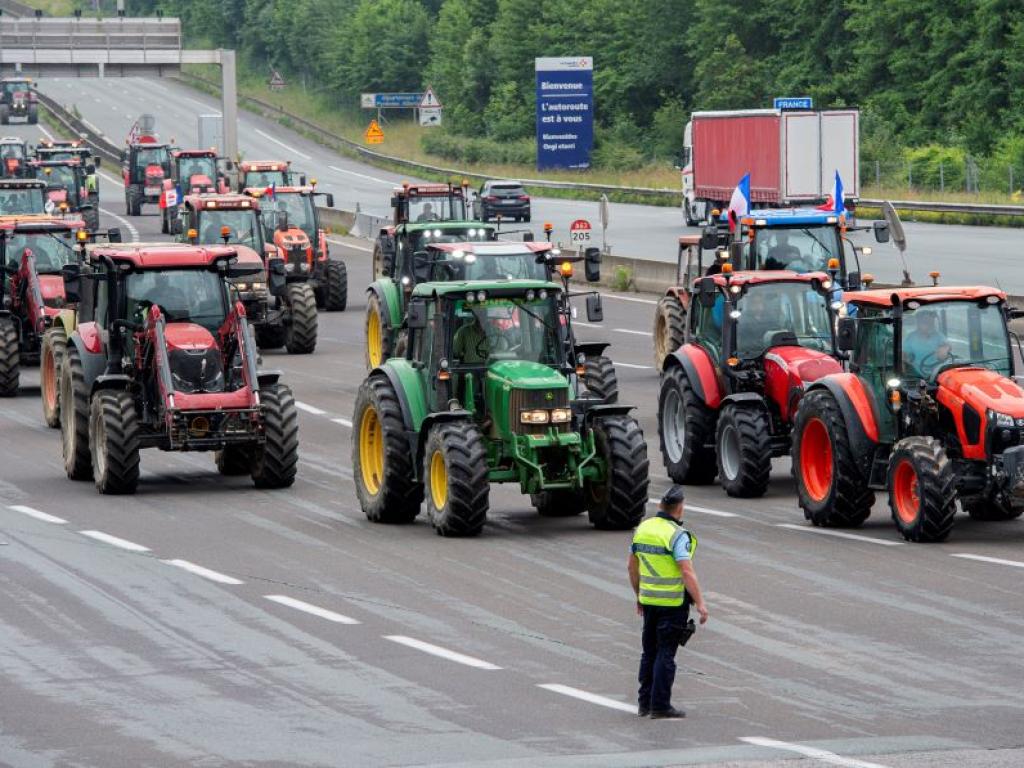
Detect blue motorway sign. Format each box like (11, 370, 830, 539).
(374, 93, 423, 108)
(535, 57, 593, 170)
(774, 96, 814, 110)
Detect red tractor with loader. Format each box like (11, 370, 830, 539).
(159, 148, 230, 233)
(791, 285, 1024, 542)
(59, 242, 299, 494)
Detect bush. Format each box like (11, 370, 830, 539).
(651, 96, 687, 160)
(592, 140, 645, 171)
(420, 131, 535, 166)
(611, 265, 633, 291)
(904, 145, 967, 191)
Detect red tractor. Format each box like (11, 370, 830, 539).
(236, 160, 302, 192)
(0, 77, 38, 125)
(121, 137, 172, 216)
(30, 159, 99, 231)
(1, 137, 30, 178)
(372, 182, 472, 277)
(791, 285, 1024, 542)
(159, 149, 230, 234)
(657, 266, 843, 497)
(59, 242, 299, 494)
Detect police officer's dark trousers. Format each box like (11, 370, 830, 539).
(637, 602, 689, 712)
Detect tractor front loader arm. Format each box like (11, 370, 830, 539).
(217, 299, 262, 406)
(145, 304, 178, 420)
(19, 250, 47, 336)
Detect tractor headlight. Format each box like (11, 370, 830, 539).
(550, 408, 571, 423)
(520, 409, 550, 424)
(988, 409, 1016, 428)
(729, 309, 742, 319)
(235, 282, 249, 291)
(284, 262, 296, 273)
(300, 262, 310, 272)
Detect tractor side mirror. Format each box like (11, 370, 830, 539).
(61, 263, 81, 303)
(412, 250, 431, 281)
(586, 293, 604, 322)
(390, 195, 401, 209)
(119, 151, 126, 163)
(407, 300, 427, 329)
(584, 246, 601, 282)
(93, 157, 101, 168)
(873, 220, 890, 243)
(107, 227, 122, 243)
(846, 270, 862, 291)
(836, 316, 857, 352)
(697, 276, 718, 307)
(1008, 307, 1024, 320)
(299, 174, 307, 186)
(267, 257, 287, 297)
(325, 193, 334, 208)
(728, 240, 745, 269)
(700, 225, 718, 251)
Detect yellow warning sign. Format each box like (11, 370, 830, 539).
(364, 119, 384, 144)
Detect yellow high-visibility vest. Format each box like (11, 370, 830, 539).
(631, 516, 697, 607)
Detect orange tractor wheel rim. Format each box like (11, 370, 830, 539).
(800, 417, 833, 502)
(893, 459, 920, 524)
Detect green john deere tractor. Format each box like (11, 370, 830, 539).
(351, 279, 649, 537)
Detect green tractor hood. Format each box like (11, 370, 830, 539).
(485, 360, 570, 435)
(487, 359, 568, 389)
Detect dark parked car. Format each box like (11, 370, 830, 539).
(475, 180, 531, 223)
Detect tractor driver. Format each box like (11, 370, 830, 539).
(737, 290, 783, 354)
(453, 310, 490, 365)
(903, 310, 951, 378)
(764, 231, 801, 270)
(416, 202, 438, 223)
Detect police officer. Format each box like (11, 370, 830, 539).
(628, 485, 708, 719)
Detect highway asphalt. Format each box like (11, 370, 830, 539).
(0, 83, 1023, 768)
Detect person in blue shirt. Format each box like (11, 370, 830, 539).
(903, 310, 951, 379)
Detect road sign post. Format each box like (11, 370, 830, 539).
(535, 57, 593, 171)
(418, 87, 443, 127)
(599, 194, 609, 253)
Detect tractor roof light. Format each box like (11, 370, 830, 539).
(729, 284, 741, 294)
(710, 208, 721, 216)
(543, 222, 553, 233)
(559, 261, 574, 278)
(465, 253, 477, 264)
(887, 378, 901, 388)
(889, 388, 902, 411)
(721, 262, 733, 274)
(187, 228, 198, 240)
(452, 249, 465, 260)
(729, 309, 742, 320)
(76, 229, 88, 242)
(827, 257, 840, 271)
(727, 356, 740, 366)
(220, 225, 231, 238)
(863, 273, 875, 286)
(929, 270, 941, 286)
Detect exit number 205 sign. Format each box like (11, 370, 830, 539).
(569, 219, 592, 244)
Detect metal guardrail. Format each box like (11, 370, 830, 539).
(34, 90, 123, 163)
(858, 198, 1024, 217)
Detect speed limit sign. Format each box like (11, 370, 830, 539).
(569, 219, 592, 245)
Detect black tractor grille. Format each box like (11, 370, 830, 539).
(509, 387, 570, 436)
(169, 348, 225, 394)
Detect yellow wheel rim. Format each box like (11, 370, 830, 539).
(430, 449, 448, 510)
(359, 405, 384, 495)
(367, 307, 382, 368)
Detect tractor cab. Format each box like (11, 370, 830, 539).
(237, 160, 299, 192)
(123, 141, 172, 185)
(30, 160, 94, 223)
(170, 150, 224, 194)
(390, 182, 470, 225)
(0, 77, 37, 125)
(179, 193, 265, 254)
(376, 220, 495, 281)
(248, 185, 330, 256)
(0, 179, 47, 215)
(34, 139, 96, 165)
(1, 137, 29, 178)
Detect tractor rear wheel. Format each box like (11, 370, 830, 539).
(85, 207, 100, 232)
(89, 390, 140, 494)
(531, 489, 586, 517)
(250, 383, 299, 488)
(425, 422, 489, 537)
(41, 326, 67, 427)
(28, 104, 38, 125)
(284, 283, 318, 354)
(962, 494, 1024, 521)
(792, 389, 874, 527)
(583, 354, 618, 402)
(715, 404, 772, 498)
(586, 414, 649, 530)
(323, 260, 348, 312)
(352, 375, 423, 523)
(0, 105, 8, 125)
(127, 188, 142, 216)
(60, 344, 92, 480)
(657, 366, 717, 484)
(653, 296, 687, 369)
(365, 292, 392, 369)
(216, 445, 252, 476)
(0, 317, 19, 397)
(372, 240, 393, 279)
(887, 436, 957, 543)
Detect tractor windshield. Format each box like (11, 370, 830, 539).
(3, 231, 76, 273)
(431, 250, 548, 281)
(735, 282, 832, 357)
(450, 294, 562, 366)
(3, 81, 30, 98)
(1, 143, 25, 160)
(41, 165, 78, 191)
(134, 147, 170, 173)
(125, 269, 228, 332)
(263, 193, 315, 238)
(411, 227, 492, 253)
(197, 209, 262, 250)
(408, 195, 466, 223)
(753, 226, 840, 273)
(901, 300, 1011, 382)
(0, 187, 46, 214)
(179, 156, 217, 183)
(244, 169, 288, 189)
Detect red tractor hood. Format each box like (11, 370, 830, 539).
(764, 346, 843, 422)
(938, 368, 1024, 417)
(47, 188, 68, 203)
(38, 275, 66, 302)
(187, 173, 214, 191)
(164, 322, 217, 352)
(145, 164, 165, 180)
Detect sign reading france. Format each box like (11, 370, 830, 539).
(535, 57, 593, 171)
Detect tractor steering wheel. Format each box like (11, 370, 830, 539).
(918, 347, 957, 376)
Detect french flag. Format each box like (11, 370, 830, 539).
(264, 182, 276, 199)
(727, 173, 751, 232)
(817, 171, 845, 216)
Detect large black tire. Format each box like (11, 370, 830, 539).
(0, 105, 8, 125)
(962, 494, 1024, 521)
(372, 239, 393, 279)
(425, 422, 489, 537)
(89, 390, 140, 494)
(0, 317, 19, 397)
(887, 436, 957, 543)
(284, 283, 318, 354)
(653, 296, 687, 369)
(160, 208, 169, 234)
(250, 383, 299, 488)
(657, 365, 717, 484)
(41, 326, 67, 427)
(84, 207, 100, 233)
(28, 104, 38, 125)
(531, 489, 586, 517)
(791, 389, 874, 527)
(715, 404, 772, 498)
(323, 260, 348, 312)
(364, 292, 393, 369)
(255, 323, 287, 350)
(582, 354, 618, 403)
(216, 445, 252, 476)
(352, 375, 423, 523)
(586, 415, 649, 530)
(60, 344, 92, 480)
(127, 188, 142, 217)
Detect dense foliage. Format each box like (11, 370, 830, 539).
(128, 0, 1024, 187)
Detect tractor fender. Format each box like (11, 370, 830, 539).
(574, 340, 610, 358)
(417, 410, 475, 472)
(582, 403, 635, 427)
(367, 278, 403, 328)
(721, 392, 767, 411)
(806, 374, 880, 472)
(68, 332, 106, 391)
(664, 286, 689, 304)
(663, 343, 722, 409)
(256, 370, 281, 387)
(90, 373, 133, 396)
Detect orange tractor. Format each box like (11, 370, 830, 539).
(236, 160, 302, 192)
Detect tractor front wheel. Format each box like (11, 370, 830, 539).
(425, 422, 489, 537)
(887, 436, 956, 542)
(284, 283, 318, 354)
(89, 390, 140, 495)
(27, 104, 38, 125)
(323, 260, 348, 312)
(216, 445, 252, 476)
(582, 354, 618, 402)
(365, 292, 393, 369)
(657, 366, 717, 484)
(0, 105, 8, 125)
(60, 344, 92, 480)
(652, 296, 687, 369)
(531, 489, 586, 517)
(352, 375, 423, 523)
(41, 326, 67, 427)
(0, 317, 19, 397)
(715, 404, 772, 498)
(250, 383, 299, 488)
(586, 415, 649, 530)
(963, 493, 1024, 521)
(372, 240, 393, 279)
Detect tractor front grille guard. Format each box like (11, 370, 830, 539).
(167, 407, 263, 450)
(508, 429, 602, 492)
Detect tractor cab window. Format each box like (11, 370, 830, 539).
(124, 269, 228, 332)
(5, 231, 75, 273)
(408, 195, 465, 223)
(263, 193, 315, 239)
(0, 187, 45, 214)
(2, 81, 30, 98)
(753, 226, 839, 273)
(450, 295, 561, 367)
(133, 147, 170, 173)
(901, 300, 1011, 382)
(198, 209, 262, 250)
(1, 143, 25, 160)
(41, 165, 77, 190)
(735, 282, 831, 358)
(179, 156, 216, 182)
(411, 226, 492, 254)
(431, 250, 547, 282)
(244, 170, 288, 189)
(692, 292, 724, 361)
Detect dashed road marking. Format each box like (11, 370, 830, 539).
(295, 401, 327, 416)
(602, 292, 657, 306)
(331, 417, 353, 428)
(613, 327, 652, 337)
(254, 129, 312, 160)
(162, 559, 244, 585)
(36, 123, 55, 141)
(776, 523, 903, 546)
(537, 684, 637, 714)
(951, 553, 1024, 569)
(8, 505, 67, 525)
(79, 530, 150, 553)
(328, 165, 392, 185)
(99, 207, 139, 242)
(614, 361, 653, 370)
(265, 594, 360, 624)
(326, 237, 372, 253)
(384, 635, 502, 670)
(647, 498, 738, 518)
(739, 737, 890, 768)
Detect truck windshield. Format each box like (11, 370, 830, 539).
(753, 225, 839, 273)
(4, 231, 76, 272)
(450, 296, 561, 366)
(263, 192, 315, 238)
(735, 282, 832, 357)
(197, 209, 262, 250)
(409, 195, 466, 222)
(0, 187, 46, 214)
(125, 269, 227, 331)
(902, 300, 1011, 382)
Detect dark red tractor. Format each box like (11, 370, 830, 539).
(1, 137, 30, 178)
(30, 159, 99, 231)
(0, 77, 38, 125)
(59, 243, 299, 494)
(121, 136, 172, 217)
(159, 149, 230, 234)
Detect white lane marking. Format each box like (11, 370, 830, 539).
(178, 94, 213, 110)
(951, 553, 1024, 569)
(326, 237, 372, 253)
(537, 684, 637, 714)
(265, 594, 361, 624)
(647, 499, 738, 518)
(8, 505, 67, 524)
(613, 327, 653, 337)
(384, 635, 502, 670)
(739, 737, 890, 768)
(254, 129, 312, 160)
(97, 170, 125, 189)
(36, 123, 55, 141)
(295, 401, 327, 416)
(331, 417, 353, 428)
(328, 165, 391, 185)
(162, 559, 244, 585)
(574, 321, 600, 328)
(79, 530, 150, 553)
(99, 207, 139, 242)
(602, 292, 657, 306)
(776, 523, 903, 546)
(614, 361, 653, 370)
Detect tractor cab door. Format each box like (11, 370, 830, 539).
(690, 286, 725, 366)
(849, 308, 898, 441)
(410, 298, 449, 411)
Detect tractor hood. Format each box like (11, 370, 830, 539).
(938, 368, 1024, 417)
(187, 173, 214, 191)
(764, 346, 843, 422)
(486, 360, 569, 390)
(164, 322, 218, 352)
(144, 164, 165, 180)
(273, 227, 311, 249)
(38, 275, 65, 302)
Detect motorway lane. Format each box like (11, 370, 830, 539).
(2, 201, 1024, 765)
(34, 76, 1024, 289)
